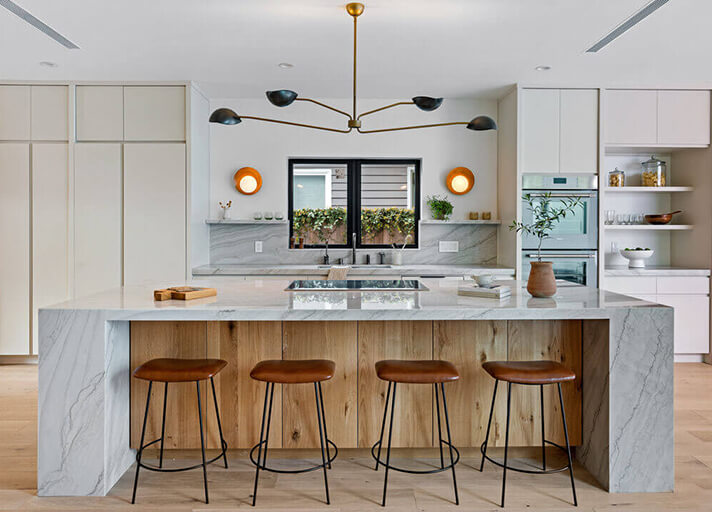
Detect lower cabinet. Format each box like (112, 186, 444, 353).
(604, 275, 710, 354)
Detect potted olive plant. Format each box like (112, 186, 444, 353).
(509, 193, 582, 297)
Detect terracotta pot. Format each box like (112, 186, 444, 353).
(527, 261, 557, 298)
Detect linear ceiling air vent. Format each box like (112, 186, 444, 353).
(586, 0, 669, 53)
(0, 0, 79, 49)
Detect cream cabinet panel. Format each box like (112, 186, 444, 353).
(0, 144, 30, 354)
(560, 89, 598, 173)
(604, 90, 657, 145)
(657, 90, 710, 146)
(124, 143, 186, 285)
(0, 86, 31, 140)
(32, 144, 69, 353)
(124, 86, 185, 141)
(603, 276, 657, 295)
(657, 276, 709, 295)
(521, 89, 560, 173)
(655, 294, 710, 354)
(31, 86, 68, 141)
(74, 144, 122, 297)
(76, 86, 124, 141)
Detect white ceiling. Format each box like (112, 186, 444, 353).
(1, 0, 711, 99)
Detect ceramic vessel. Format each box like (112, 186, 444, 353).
(620, 249, 654, 268)
(527, 261, 557, 298)
(391, 251, 403, 265)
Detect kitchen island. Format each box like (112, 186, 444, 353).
(37, 279, 673, 497)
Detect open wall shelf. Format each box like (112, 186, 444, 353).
(604, 224, 693, 231)
(605, 186, 694, 193)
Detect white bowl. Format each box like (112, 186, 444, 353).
(619, 249, 654, 268)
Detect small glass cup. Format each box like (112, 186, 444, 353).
(635, 213, 645, 224)
(615, 213, 625, 225)
(253, 211, 263, 220)
(263, 211, 274, 220)
(274, 211, 284, 220)
(604, 210, 616, 225)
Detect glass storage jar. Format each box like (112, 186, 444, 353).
(608, 168, 625, 187)
(641, 156, 666, 187)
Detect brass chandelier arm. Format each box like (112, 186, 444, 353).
(240, 116, 352, 133)
(357, 101, 415, 120)
(352, 14, 358, 119)
(295, 98, 353, 119)
(356, 121, 468, 134)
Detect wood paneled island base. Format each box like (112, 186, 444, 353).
(130, 320, 583, 451)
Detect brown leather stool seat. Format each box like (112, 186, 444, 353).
(250, 359, 336, 383)
(133, 358, 227, 382)
(375, 359, 460, 384)
(482, 360, 576, 385)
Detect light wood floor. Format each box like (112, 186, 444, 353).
(2, 363, 712, 511)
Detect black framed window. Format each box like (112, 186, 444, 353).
(288, 158, 420, 249)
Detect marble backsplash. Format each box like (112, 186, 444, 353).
(209, 222, 498, 265)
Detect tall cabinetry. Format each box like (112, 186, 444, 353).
(0, 85, 69, 355)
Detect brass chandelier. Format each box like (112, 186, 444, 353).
(209, 3, 497, 134)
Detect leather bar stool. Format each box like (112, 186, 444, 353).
(131, 358, 228, 504)
(479, 360, 578, 507)
(249, 359, 338, 506)
(373, 360, 460, 507)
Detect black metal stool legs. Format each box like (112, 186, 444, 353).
(479, 379, 498, 472)
(541, 384, 546, 471)
(318, 382, 332, 470)
(252, 382, 274, 506)
(196, 381, 209, 504)
(374, 381, 391, 471)
(314, 382, 331, 504)
(381, 382, 397, 507)
(159, 383, 168, 469)
(440, 383, 459, 505)
(558, 383, 578, 506)
(434, 383, 445, 469)
(211, 377, 229, 469)
(501, 382, 512, 507)
(131, 381, 152, 504)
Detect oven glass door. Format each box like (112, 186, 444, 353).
(521, 192, 598, 250)
(522, 251, 598, 288)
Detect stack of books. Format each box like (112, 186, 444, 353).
(457, 283, 512, 299)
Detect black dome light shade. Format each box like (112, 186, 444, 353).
(466, 115, 497, 131)
(209, 108, 242, 125)
(266, 90, 298, 107)
(412, 96, 443, 111)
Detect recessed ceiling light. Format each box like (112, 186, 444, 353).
(278, 62, 294, 69)
(39, 61, 57, 68)
(535, 65, 551, 71)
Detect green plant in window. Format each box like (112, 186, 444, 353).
(426, 195, 454, 221)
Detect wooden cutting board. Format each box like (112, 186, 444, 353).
(153, 286, 217, 301)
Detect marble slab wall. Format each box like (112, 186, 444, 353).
(209, 223, 498, 265)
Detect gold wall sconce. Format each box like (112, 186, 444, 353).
(234, 167, 262, 195)
(446, 167, 474, 195)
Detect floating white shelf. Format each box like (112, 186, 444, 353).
(205, 219, 288, 225)
(604, 224, 693, 231)
(605, 186, 694, 193)
(420, 219, 501, 225)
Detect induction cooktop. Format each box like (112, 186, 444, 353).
(285, 279, 428, 291)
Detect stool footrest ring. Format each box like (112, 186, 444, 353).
(136, 438, 228, 473)
(249, 439, 338, 474)
(371, 440, 460, 474)
(480, 439, 571, 475)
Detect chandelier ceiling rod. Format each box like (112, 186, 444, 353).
(209, 3, 497, 135)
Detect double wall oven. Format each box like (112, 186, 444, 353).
(521, 175, 598, 287)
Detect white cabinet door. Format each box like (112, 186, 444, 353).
(560, 89, 598, 173)
(0, 86, 30, 140)
(657, 90, 711, 146)
(124, 86, 185, 141)
(76, 86, 124, 141)
(74, 144, 123, 297)
(603, 276, 657, 295)
(124, 143, 186, 285)
(31, 86, 68, 141)
(604, 90, 657, 145)
(32, 144, 69, 354)
(521, 89, 560, 173)
(657, 276, 709, 295)
(655, 294, 710, 354)
(0, 144, 30, 354)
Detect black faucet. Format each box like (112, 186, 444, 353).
(352, 232, 357, 264)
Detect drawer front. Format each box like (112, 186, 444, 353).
(655, 294, 710, 354)
(603, 276, 657, 295)
(657, 276, 709, 295)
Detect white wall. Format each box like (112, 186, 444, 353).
(209, 97, 498, 221)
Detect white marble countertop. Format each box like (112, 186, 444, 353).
(192, 264, 515, 277)
(40, 278, 665, 321)
(604, 265, 711, 276)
